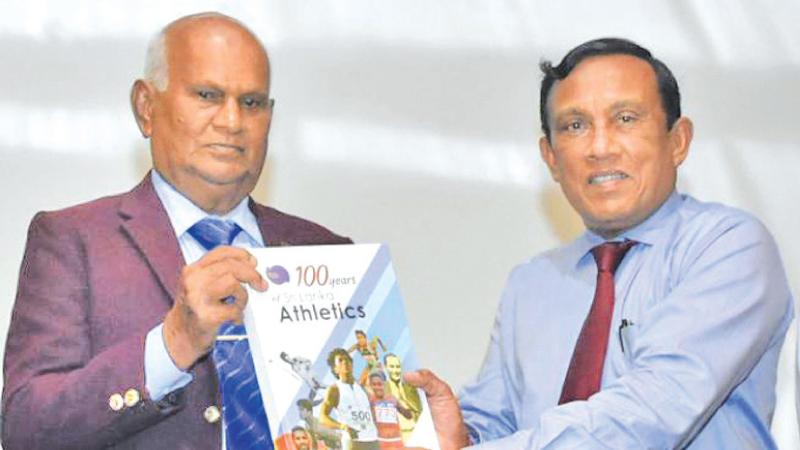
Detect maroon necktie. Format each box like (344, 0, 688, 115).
(559, 240, 637, 404)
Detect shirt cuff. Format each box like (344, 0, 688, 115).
(144, 323, 194, 401)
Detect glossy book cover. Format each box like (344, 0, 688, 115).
(245, 244, 440, 450)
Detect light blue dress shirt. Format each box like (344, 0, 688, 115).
(460, 192, 794, 449)
(144, 170, 264, 401)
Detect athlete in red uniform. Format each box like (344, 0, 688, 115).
(368, 371, 414, 450)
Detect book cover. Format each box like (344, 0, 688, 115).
(245, 244, 440, 450)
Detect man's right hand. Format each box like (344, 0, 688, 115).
(405, 369, 471, 450)
(163, 246, 268, 369)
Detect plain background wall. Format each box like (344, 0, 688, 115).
(1, 1, 798, 447)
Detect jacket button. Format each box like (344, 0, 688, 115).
(108, 393, 124, 411)
(124, 388, 141, 407)
(204, 405, 221, 423)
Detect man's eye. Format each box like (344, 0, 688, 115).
(560, 120, 585, 132)
(241, 96, 267, 109)
(197, 89, 221, 101)
(617, 112, 638, 123)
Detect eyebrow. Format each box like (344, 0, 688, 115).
(187, 83, 269, 95)
(241, 91, 269, 98)
(553, 107, 586, 120)
(554, 101, 647, 118)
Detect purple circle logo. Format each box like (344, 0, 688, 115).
(266, 265, 290, 285)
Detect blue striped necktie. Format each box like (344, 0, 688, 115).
(187, 218, 274, 450)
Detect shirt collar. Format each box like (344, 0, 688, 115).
(150, 170, 263, 245)
(568, 190, 683, 268)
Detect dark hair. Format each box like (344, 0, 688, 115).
(291, 426, 308, 435)
(539, 37, 681, 142)
(368, 370, 386, 382)
(327, 347, 352, 377)
(296, 399, 312, 411)
(355, 330, 366, 337)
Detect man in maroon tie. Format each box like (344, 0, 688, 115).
(2, 12, 350, 449)
(407, 38, 793, 450)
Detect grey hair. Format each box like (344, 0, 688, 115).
(143, 31, 168, 91)
(142, 12, 259, 92)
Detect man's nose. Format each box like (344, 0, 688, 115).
(587, 124, 619, 160)
(213, 97, 243, 133)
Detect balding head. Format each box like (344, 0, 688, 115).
(144, 12, 269, 92)
(131, 12, 274, 215)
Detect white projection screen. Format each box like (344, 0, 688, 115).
(1, 1, 798, 447)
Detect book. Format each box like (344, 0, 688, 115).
(244, 243, 440, 450)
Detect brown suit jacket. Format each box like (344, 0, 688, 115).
(2, 175, 351, 449)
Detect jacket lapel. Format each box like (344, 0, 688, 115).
(250, 198, 291, 247)
(118, 173, 184, 303)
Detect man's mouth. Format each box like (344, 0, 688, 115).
(207, 143, 244, 153)
(588, 171, 629, 185)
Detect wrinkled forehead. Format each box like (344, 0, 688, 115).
(547, 54, 660, 115)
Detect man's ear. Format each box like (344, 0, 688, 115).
(539, 136, 561, 182)
(668, 117, 693, 168)
(130, 79, 155, 138)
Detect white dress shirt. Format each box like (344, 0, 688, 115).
(143, 170, 264, 400)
